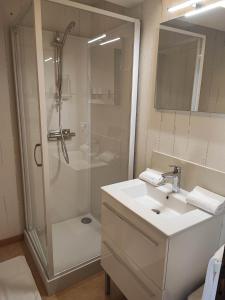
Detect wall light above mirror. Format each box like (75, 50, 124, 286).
(155, 6, 225, 113)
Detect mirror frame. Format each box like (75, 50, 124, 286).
(155, 24, 206, 112)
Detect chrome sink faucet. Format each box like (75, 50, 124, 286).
(162, 165, 181, 193)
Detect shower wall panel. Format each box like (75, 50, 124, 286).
(90, 23, 134, 220)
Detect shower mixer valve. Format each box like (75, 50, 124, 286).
(48, 129, 76, 141)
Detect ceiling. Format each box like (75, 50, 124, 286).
(106, 0, 144, 7)
(0, 0, 144, 25)
(180, 7, 225, 32)
(73, 0, 144, 7)
(165, 6, 225, 33)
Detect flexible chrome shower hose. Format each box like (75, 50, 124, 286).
(53, 22, 75, 164)
(55, 42, 69, 164)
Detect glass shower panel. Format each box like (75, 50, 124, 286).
(90, 21, 134, 221)
(15, 4, 48, 266)
(40, 0, 134, 275)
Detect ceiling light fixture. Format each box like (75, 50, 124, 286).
(185, 0, 225, 16)
(168, 0, 202, 12)
(44, 57, 53, 62)
(100, 37, 121, 46)
(88, 34, 106, 44)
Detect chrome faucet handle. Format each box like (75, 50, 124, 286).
(169, 165, 181, 174)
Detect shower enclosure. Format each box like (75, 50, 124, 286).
(11, 0, 140, 293)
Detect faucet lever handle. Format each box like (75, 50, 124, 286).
(169, 165, 181, 173)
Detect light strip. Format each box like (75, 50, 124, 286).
(88, 34, 106, 44)
(100, 37, 121, 46)
(44, 57, 53, 62)
(168, 0, 202, 12)
(185, 0, 225, 16)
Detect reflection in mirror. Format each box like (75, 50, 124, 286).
(155, 7, 225, 113)
(156, 26, 205, 111)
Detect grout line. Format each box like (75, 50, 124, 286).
(185, 111, 191, 155)
(3, 195, 9, 237)
(158, 111, 163, 151)
(204, 113, 212, 166)
(172, 112, 176, 155)
(0, 142, 3, 166)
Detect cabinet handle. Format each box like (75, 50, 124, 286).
(102, 202, 159, 247)
(34, 143, 43, 167)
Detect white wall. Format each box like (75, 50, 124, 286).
(0, 8, 24, 239)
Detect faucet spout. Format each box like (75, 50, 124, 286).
(162, 165, 181, 193)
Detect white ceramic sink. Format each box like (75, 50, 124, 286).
(102, 179, 212, 236)
(121, 182, 194, 218)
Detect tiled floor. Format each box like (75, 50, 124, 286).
(0, 240, 125, 300)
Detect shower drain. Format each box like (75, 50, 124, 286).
(81, 217, 92, 224)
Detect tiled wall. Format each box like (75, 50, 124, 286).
(0, 10, 24, 240)
(135, 0, 225, 177)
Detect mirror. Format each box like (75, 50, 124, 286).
(155, 8, 225, 113)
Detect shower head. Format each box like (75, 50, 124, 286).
(53, 21, 76, 47)
(61, 21, 76, 46)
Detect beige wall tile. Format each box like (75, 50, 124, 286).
(173, 112, 190, 159)
(158, 111, 176, 155)
(0, 9, 24, 240)
(146, 110, 162, 166)
(135, 0, 225, 180)
(206, 115, 225, 171)
(185, 113, 210, 165)
(134, 0, 162, 175)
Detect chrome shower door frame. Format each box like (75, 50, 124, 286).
(13, 0, 140, 291)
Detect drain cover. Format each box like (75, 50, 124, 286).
(81, 217, 92, 224)
(152, 209, 160, 215)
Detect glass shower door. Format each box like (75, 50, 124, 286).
(40, 0, 138, 275)
(12, 1, 52, 274)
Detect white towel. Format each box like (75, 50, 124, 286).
(202, 245, 224, 300)
(186, 186, 225, 215)
(139, 168, 165, 186)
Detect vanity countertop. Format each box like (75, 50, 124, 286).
(101, 179, 213, 237)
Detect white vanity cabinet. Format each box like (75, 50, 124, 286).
(101, 181, 223, 300)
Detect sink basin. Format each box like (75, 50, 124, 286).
(121, 182, 194, 218)
(102, 179, 212, 236)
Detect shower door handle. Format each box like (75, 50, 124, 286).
(34, 143, 43, 167)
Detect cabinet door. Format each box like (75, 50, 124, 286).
(102, 202, 167, 288)
(102, 243, 163, 300)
